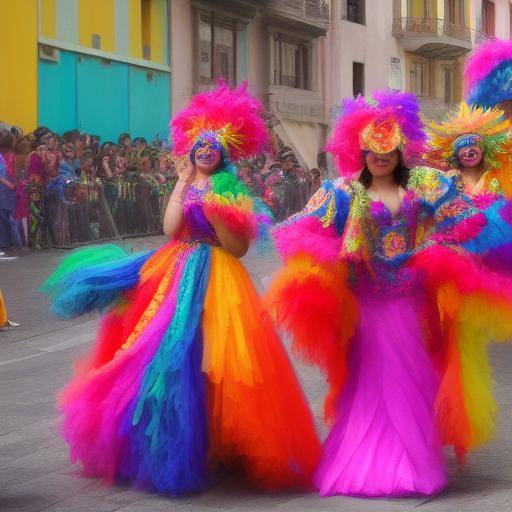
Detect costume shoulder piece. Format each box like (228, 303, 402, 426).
(408, 166, 457, 210)
(203, 170, 271, 241)
(272, 179, 351, 264)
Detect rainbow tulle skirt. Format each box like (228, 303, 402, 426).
(49, 241, 321, 495)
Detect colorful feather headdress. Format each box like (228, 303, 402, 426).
(426, 102, 512, 169)
(464, 38, 512, 108)
(170, 81, 270, 163)
(326, 90, 426, 178)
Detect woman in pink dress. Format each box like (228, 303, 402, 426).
(266, 90, 512, 497)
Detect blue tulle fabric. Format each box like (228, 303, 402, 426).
(49, 250, 155, 319)
(119, 245, 211, 494)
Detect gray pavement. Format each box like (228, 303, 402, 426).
(1, 236, 512, 512)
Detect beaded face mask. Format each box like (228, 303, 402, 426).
(453, 133, 484, 155)
(360, 118, 405, 155)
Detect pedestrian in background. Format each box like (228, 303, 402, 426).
(0, 129, 23, 254)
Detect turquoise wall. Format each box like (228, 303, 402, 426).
(38, 50, 78, 133)
(129, 67, 170, 142)
(38, 49, 170, 142)
(76, 55, 130, 141)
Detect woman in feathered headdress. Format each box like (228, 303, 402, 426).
(265, 90, 512, 498)
(41, 82, 321, 495)
(464, 38, 512, 117)
(427, 102, 512, 198)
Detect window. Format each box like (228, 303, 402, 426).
(407, 0, 431, 17)
(445, 0, 466, 25)
(91, 33, 101, 50)
(482, 0, 495, 36)
(273, 34, 310, 90)
(342, 0, 365, 25)
(142, 0, 151, 60)
(410, 61, 428, 96)
(444, 67, 455, 104)
(198, 14, 236, 85)
(353, 62, 364, 97)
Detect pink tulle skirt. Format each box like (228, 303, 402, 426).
(315, 291, 447, 497)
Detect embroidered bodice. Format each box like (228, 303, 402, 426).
(176, 184, 220, 246)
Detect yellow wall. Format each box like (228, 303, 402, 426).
(129, 0, 143, 59)
(40, 0, 57, 38)
(0, 0, 38, 132)
(78, 0, 115, 52)
(149, 0, 167, 64)
(142, 0, 151, 51)
(131, 0, 167, 63)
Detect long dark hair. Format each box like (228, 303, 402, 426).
(358, 153, 410, 189)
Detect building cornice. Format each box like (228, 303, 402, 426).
(38, 37, 171, 73)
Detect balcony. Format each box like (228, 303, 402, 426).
(393, 17, 473, 58)
(261, 0, 330, 36)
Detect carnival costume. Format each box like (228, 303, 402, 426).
(42, 83, 321, 495)
(427, 101, 512, 198)
(265, 91, 512, 497)
(426, 102, 512, 274)
(464, 38, 512, 108)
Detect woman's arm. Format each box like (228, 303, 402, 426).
(162, 160, 195, 238)
(101, 156, 113, 178)
(0, 176, 14, 190)
(206, 213, 250, 258)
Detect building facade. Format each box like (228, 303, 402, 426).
(324, 0, 512, 121)
(1, 0, 171, 142)
(170, 0, 330, 169)
(3, 1, 512, 160)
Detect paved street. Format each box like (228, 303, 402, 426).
(1, 236, 512, 512)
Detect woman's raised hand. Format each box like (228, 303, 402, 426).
(176, 158, 196, 184)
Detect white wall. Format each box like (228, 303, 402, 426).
(470, 0, 511, 37)
(170, 0, 195, 114)
(247, 13, 268, 101)
(325, 0, 406, 120)
(493, 0, 511, 39)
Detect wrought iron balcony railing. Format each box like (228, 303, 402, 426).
(263, 0, 330, 23)
(392, 17, 472, 42)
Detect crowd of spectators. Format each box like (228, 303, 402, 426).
(0, 122, 323, 255)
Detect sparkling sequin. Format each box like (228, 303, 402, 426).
(383, 231, 407, 259)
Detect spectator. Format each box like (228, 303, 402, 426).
(14, 167, 30, 250)
(26, 143, 47, 182)
(79, 149, 96, 181)
(308, 167, 323, 195)
(0, 129, 23, 254)
(59, 143, 78, 180)
(138, 149, 153, 174)
(118, 133, 132, 148)
(113, 153, 128, 177)
(133, 137, 148, 152)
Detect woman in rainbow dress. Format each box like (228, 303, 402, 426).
(43, 82, 320, 495)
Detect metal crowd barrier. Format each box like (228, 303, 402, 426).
(38, 178, 172, 249)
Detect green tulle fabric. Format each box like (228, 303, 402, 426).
(40, 244, 130, 294)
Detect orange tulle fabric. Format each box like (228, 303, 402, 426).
(264, 254, 358, 421)
(202, 248, 322, 489)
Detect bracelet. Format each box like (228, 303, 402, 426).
(170, 198, 184, 206)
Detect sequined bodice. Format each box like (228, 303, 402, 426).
(347, 190, 427, 295)
(176, 185, 220, 245)
(367, 190, 422, 265)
